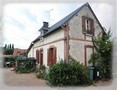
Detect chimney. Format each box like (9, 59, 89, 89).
(43, 22, 48, 27)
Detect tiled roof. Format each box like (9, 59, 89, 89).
(44, 3, 87, 36)
(27, 2, 105, 52)
(32, 2, 88, 44)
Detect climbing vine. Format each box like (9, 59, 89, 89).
(90, 29, 112, 80)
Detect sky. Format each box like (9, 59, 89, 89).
(2, 2, 115, 49)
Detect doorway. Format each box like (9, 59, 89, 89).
(85, 45, 93, 66)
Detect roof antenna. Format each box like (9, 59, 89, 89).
(45, 9, 53, 26)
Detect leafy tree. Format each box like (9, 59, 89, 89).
(90, 29, 112, 80)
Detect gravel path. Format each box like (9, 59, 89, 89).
(93, 80, 112, 86)
(3, 68, 48, 87)
(1, 68, 116, 90)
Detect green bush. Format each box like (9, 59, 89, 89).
(47, 60, 92, 86)
(36, 65, 46, 79)
(16, 56, 36, 73)
(9, 56, 17, 67)
(92, 30, 112, 80)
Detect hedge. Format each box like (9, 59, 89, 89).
(16, 56, 36, 73)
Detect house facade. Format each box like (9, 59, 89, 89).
(27, 3, 105, 67)
(13, 49, 27, 56)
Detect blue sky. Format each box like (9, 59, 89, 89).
(2, 2, 115, 49)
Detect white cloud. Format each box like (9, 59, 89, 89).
(2, 3, 114, 49)
(91, 3, 115, 37)
(91, 3, 113, 30)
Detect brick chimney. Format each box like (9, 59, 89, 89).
(43, 22, 48, 28)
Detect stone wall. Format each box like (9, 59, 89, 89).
(69, 5, 103, 65)
(69, 5, 102, 40)
(69, 40, 93, 64)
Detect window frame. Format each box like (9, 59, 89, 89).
(39, 48, 43, 65)
(36, 49, 39, 64)
(82, 16, 94, 36)
(47, 46, 57, 66)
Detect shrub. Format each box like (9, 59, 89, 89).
(8, 56, 17, 67)
(16, 56, 36, 73)
(47, 60, 92, 86)
(36, 65, 46, 79)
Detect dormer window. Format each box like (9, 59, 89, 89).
(39, 22, 49, 36)
(82, 16, 94, 35)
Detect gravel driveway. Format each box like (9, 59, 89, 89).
(3, 68, 48, 87)
(0, 67, 117, 90)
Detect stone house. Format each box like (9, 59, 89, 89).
(27, 3, 105, 67)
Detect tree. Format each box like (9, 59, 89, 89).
(90, 29, 112, 80)
(3, 44, 7, 54)
(3, 44, 14, 55)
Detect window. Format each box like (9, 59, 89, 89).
(36, 49, 43, 65)
(36, 49, 39, 64)
(85, 19, 91, 33)
(82, 16, 94, 35)
(39, 49, 43, 65)
(47, 46, 56, 66)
